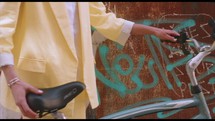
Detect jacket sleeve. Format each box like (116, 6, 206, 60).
(89, 2, 134, 46)
(0, 2, 21, 69)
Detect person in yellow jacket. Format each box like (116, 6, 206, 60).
(0, 2, 179, 119)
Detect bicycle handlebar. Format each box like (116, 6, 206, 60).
(163, 19, 215, 86)
(162, 19, 215, 54)
(184, 19, 215, 87)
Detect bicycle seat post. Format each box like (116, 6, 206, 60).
(51, 111, 66, 119)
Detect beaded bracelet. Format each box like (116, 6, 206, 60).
(7, 77, 20, 88)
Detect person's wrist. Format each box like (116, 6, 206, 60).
(153, 27, 161, 37)
(7, 77, 21, 88)
(1, 65, 19, 83)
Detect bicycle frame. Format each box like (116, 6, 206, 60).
(51, 94, 215, 119)
(100, 94, 215, 119)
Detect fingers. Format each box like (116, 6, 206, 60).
(166, 34, 177, 42)
(171, 30, 180, 36)
(22, 85, 43, 118)
(13, 88, 38, 119)
(11, 82, 43, 119)
(165, 30, 180, 42)
(31, 88, 43, 95)
(27, 84, 43, 95)
(18, 101, 38, 119)
(165, 29, 180, 36)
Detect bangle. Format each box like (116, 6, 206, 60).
(7, 77, 20, 88)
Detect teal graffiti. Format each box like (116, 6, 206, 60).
(128, 55, 144, 92)
(130, 57, 159, 90)
(96, 18, 214, 94)
(96, 45, 127, 97)
(208, 77, 215, 85)
(146, 59, 159, 88)
(145, 35, 173, 89)
(166, 54, 193, 71)
(139, 19, 196, 32)
(96, 44, 161, 95)
(113, 54, 134, 76)
(141, 19, 196, 89)
(95, 17, 215, 118)
(151, 35, 183, 87)
(197, 57, 215, 81)
(96, 45, 160, 96)
(174, 19, 196, 32)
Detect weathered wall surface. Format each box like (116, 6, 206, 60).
(94, 2, 215, 119)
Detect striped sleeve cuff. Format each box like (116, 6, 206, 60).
(115, 20, 134, 46)
(0, 53, 14, 67)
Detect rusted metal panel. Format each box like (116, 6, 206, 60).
(94, 2, 215, 119)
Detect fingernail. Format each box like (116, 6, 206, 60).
(38, 90, 43, 93)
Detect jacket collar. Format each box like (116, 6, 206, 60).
(49, 2, 78, 60)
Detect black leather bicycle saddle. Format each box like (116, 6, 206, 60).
(26, 81, 86, 118)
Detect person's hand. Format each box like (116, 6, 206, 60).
(154, 28, 180, 42)
(10, 80, 43, 119)
(130, 24, 180, 43)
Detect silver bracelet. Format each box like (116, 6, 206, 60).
(7, 77, 20, 88)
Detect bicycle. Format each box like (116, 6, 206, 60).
(26, 20, 215, 119)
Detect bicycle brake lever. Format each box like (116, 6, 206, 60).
(161, 31, 188, 43)
(161, 31, 190, 55)
(178, 31, 190, 55)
